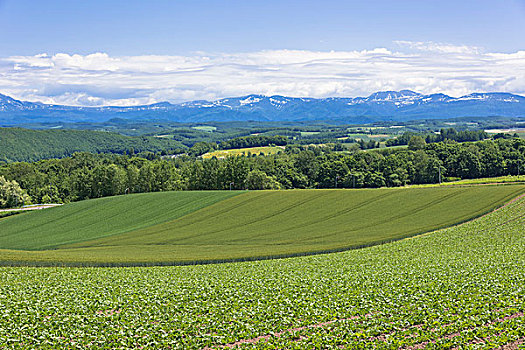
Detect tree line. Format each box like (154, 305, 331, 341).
(188, 135, 288, 156)
(385, 128, 488, 147)
(0, 138, 523, 205)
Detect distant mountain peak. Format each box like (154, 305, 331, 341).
(148, 102, 173, 108)
(367, 90, 421, 101)
(0, 90, 524, 124)
(0, 93, 17, 102)
(238, 95, 263, 106)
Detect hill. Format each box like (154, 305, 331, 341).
(0, 128, 185, 162)
(1, 90, 525, 125)
(0, 191, 240, 250)
(0, 184, 522, 265)
(0, 189, 524, 348)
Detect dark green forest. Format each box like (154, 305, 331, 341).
(2, 124, 523, 163)
(0, 138, 523, 204)
(385, 128, 489, 147)
(0, 128, 185, 162)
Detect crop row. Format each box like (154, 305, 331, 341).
(0, 197, 524, 349)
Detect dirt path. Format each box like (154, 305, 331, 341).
(0, 204, 62, 213)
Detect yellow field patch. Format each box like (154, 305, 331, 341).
(202, 146, 284, 159)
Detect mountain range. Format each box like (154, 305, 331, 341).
(1, 90, 524, 125)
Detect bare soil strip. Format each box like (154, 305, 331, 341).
(203, 314, 373, 349)
(405, 312, 524, 350)
(206, 308, 523, 349)
(0, 204, 61, 212)
(500, 338, 525, 349)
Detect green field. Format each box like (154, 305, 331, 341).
(191, 125, 217, 132)
(202, 146, 283, 159)
(0, 191, 241, 250)
(442, 175, 525, 185)
(0, 211, 23, 219)
(0, 185, 523, 266)
(408, 175, 525, 188)
(347, 133, 392, 140)
(1, 191, 524, 348)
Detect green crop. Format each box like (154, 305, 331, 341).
(0, 185, 523, 266)
(0, 193, 524, 348)
(0, 190, 241, 250)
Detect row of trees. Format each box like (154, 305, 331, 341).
(385, 128, 489, 147)
(0, 138, 523, 205)
(187, 135, 288, 156)
(219, 135, 287, 150)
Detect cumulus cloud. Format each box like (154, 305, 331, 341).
(1, 42, 524, 106)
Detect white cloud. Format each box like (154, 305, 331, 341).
(1, 43, 524, 106)
(394, 40, 482, 54)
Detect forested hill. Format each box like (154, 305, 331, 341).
(0, 128, 185, 162)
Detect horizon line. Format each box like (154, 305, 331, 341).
(1, 90, 524, 108)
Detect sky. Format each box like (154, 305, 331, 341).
(0, 0, 524, 106)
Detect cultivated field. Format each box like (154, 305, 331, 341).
(0, 191, 240, 250)
(201, 146, 283, 159)
(410, 175, 525, 188)
(441, 175, 525, 185)
(0, 185, 523, 266)
(0, 193, 524, 348)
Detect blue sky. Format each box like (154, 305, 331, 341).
(1, 0, 524, 55)
(0, 0, 524, 105)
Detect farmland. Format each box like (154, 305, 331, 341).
(0, 185, 523, 266)
(201, 146, 284, 159)
(192, 125, 218, 132)
(0, 192, 524, 348)
(410, 175, 525, 188)
(0, 190, 241, 251)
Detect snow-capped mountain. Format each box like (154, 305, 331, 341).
(0, 91, 524, 125)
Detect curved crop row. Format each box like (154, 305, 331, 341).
(0, 193, 523, 348)
(0, 185, 523, 265)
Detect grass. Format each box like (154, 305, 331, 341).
(191, 125, 217, 132)
(202, 146, 283, 159)
(443, 175, 525, 185)
(300, 131, 320, 136)
(0, 211, 23, 219)
(346, 133, 394, 141)
(0, 185, 523, 266)
(409, 175, 525, 188)
(1, 193, 524, 348)
(0, 190, 241, 250)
